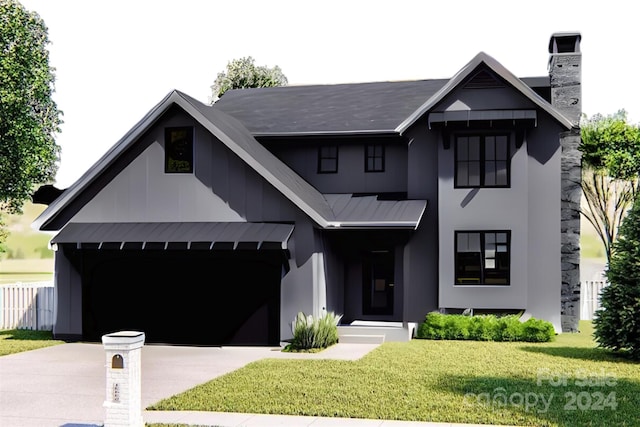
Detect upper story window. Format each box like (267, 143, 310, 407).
(318, 145, 338, 173)
(365, 144, 385, 173)
(455, 231, 510, 286)
(165, 127, 193, 173)
(455, 134, 509, 187)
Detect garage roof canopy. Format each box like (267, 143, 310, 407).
(51, 222, 295, 250)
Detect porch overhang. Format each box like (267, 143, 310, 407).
(324, 194, 427, 230)
(428, 109, 537, 128)
(50, 222, 295, 250)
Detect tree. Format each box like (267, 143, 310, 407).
(580, 110, 640, 263)
(210, 56, 288, 102)
(0, 0, 62, 251)
(592, 195, 640, 359)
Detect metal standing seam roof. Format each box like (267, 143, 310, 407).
(51, 222, 295, 250)
(324, 194, 427, 229)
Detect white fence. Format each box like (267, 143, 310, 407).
(0, 282, 54, 331)
(580, 280, 608, 321)
(0, 279, 614, 331)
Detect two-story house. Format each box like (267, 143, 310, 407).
(33, 32, 582, 346)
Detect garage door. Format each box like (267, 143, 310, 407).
(81, 249, 282, 346)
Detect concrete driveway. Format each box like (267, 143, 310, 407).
(0, 341, 379, 427)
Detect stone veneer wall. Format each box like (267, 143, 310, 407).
(560, 130, 582, 332)
(549, 33, 582, 332)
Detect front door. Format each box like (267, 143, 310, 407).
(362, 250, 394, 315)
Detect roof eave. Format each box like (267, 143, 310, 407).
(326, 221, 421, 230)
(253, 129, 400, 138)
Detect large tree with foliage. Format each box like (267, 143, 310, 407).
(580, 110, 640, 263)
(0, 0, 62, 251)
(593, 195, 640, 359)
(210, 56, 288, 102)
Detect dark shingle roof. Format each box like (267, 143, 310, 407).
(213, 79, 449, 136)
(212, 75, 551, 136)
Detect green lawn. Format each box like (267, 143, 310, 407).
(0, 329, 63, 356)
(2, 323, 638, 426)
(149, 321, 639, 427)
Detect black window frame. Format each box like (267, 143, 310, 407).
(454, 230, 511, 286)
(165, 126, 194, 174)
(317, 145, 339, 174)
(365, 143, 385, 173)
(454, 133, 510, 188)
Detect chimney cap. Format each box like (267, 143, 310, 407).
(549, 32, 582, 53)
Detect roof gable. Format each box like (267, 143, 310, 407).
(33, 90, 336, 230)
(395, 52, 574, 133)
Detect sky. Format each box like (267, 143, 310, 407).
(19, 0, 640, 188)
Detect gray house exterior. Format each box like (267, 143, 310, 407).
(33, 33, 582, 346)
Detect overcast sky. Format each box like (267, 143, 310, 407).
(19, 0, 640, 188)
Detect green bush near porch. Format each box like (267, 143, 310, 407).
(416, 311, 555, 342)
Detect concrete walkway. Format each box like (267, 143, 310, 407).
(0, 342, 509, 427)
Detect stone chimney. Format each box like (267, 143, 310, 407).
(549, 32, 582, 125)
(549, 32, 582, 333)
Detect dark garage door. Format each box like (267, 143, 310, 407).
(81, 249, 282, 346)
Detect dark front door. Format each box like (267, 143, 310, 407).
(362, 250, 394, 315)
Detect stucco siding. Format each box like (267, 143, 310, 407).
(438, 129, 529, 309)
(525, 115, 563, 330)
(269, 139, 408, 194)
(433, 86, 539, 113)
(403, 118, 440, 322)
(71, 114, 297, 224)
(51, 249, 82, 339)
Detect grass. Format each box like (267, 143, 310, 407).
(581, 231, 606, 260)
(0, 329, 64, 356)
(1, 202, 54, 284)
(149, 321, 639, 427)
(1, 202, 54, 261)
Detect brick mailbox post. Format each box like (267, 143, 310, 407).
(102, 331, 145, 427)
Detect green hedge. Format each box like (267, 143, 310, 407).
(416, 312, 555, 342)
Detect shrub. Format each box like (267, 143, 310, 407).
(417, 312, 447, 339)
(520, 318, 556, 342)
(416, 311, 554, 342)
(593, 197, 640, 360)
(495, 315, 524, 341)
(467, 315, 497, 341)
(443, 313, 470, 340)
(288, 311, 342, 351)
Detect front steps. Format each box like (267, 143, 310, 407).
(337, 321, 417, 344)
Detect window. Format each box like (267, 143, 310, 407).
(455, 134, 509, 187)
(365, 144, 385, 172)
(165, 127, 193, 173)
(318, 145, 338, 173)
(455, 231, 510, 285)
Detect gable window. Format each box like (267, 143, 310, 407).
(365, 144, 385, 172)
(165, 127, 193, 173)
(455, 134, 509, 187)
(318, 145, 338, 173)
(455, 231, 510, 285)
